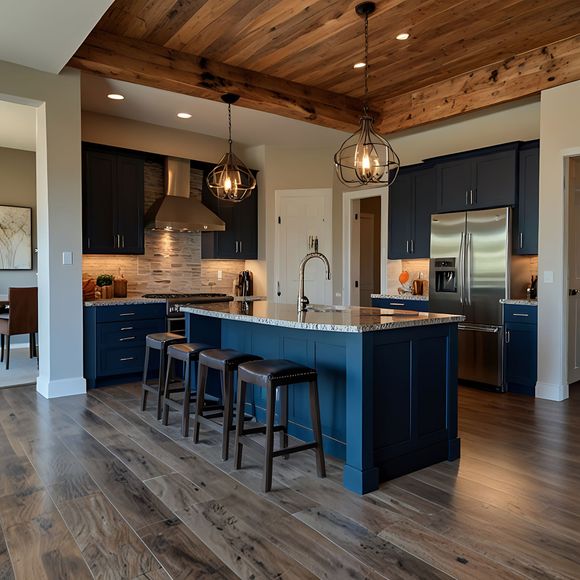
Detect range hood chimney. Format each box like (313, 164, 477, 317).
(145, 157, 225, 232)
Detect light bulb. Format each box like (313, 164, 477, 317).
(354, 142, 382, 182)
(224, 176, 232, 193)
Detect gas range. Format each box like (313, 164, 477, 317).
(142, 293, 233, 317)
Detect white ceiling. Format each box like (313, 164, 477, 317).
(81, 74, 351, 149)
(0, 0, 113, 73)
(0, 101, 36, 151)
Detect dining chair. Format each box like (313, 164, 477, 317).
(0, 287, 38, 370)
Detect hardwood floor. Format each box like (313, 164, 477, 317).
(0, 382, 578, 579)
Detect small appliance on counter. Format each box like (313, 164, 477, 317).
(235, 270, 253, 298)
(114, 270, 128, 298)
(526, 275, 538, 300)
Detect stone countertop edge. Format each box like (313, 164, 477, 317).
(500, 299, 538, 306)
(84, 297, 167, 307)
(181, 305, 464, 333)
(371, 293, 429, 301)
(232, 296, 267, 302)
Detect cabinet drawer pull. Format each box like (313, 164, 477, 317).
(512, 313, 529, 317)
(519, 232, 524, 249)
(389, 302, 405, 306)
(120, 356, 135, 361)
(119, 336, 136, 342)
(120, 327, 134, 331)
(119, 312, 135, 317)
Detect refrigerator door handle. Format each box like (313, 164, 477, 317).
(466, 232, 472, 305)
(459, 323, 500, 333)
(458, 232, 465, 305)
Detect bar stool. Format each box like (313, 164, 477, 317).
(141, 332, 186, 420)
(234, 359, 326, 492)
(162, 342, 212, 437)
(193, 349, 261, 461)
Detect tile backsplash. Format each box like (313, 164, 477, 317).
(387, 259, 430, 295)
(82, 159, 245, 295)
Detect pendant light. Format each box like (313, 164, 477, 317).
(334, 2, 400, 187)
(207, 93, 256, 202)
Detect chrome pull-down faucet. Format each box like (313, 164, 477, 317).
(298, 242, 331, 313)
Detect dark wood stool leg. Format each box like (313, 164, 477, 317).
(156, 347, 166, 420)
(181, 360, 192, 438)
(280, 384, 289, 459)
(32, 333, 37, 358)
(141, 345, 150, 411)
(221, 369, 234, 461)
(29, 334, 33, 358)
(162, 354, 174, 426)
(309, 379, 326, 478)
(263, 384, 276, 492)
(234, 377, 247, 470)
(5, 336, 10, 371)
(193, 363, 208, 444)
(1, 334, 4, 363)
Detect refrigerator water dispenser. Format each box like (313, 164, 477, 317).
(433, 258, 457, 293)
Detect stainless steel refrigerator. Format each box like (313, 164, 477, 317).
(429, 208, 510, 389)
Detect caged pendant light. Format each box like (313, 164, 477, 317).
(334, 2, 400, 187)
(207, 93, 256, 202)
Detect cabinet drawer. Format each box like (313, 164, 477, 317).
(504, 305, 537, 325)
(372, 298, 429, 312)
(95, 304, 166, 323)
(98, 318, 165, 347)
(98, 345, 150, 376)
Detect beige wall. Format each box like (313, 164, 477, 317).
(0, 147, 37, 293)
(537, 79, 580, 401)
(0, 62, 84, 398)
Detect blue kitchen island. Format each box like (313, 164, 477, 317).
(181, 301, 463, 494)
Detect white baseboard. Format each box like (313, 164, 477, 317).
(36, 376, 86, 399)
(535, 381, 569, 401)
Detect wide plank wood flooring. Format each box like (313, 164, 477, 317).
(0, 382, 578, 579)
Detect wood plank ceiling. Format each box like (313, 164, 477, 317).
(71, 0, 580, 133)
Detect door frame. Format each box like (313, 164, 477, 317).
(342, 187, 388, 306)
(563, 150, 580, 385)
(274, 188, 333, 304)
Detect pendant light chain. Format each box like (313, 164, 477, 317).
(228, 103, 233, 151)
(363, 11, 369, 113)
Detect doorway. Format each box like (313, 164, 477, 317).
(274, 189, 333, 305)
(567, 155, 580, 384)
(342, 189, 387, 306)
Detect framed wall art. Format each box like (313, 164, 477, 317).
(0, 205, 32, 270)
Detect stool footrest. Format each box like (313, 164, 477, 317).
(272, 442, 317, 458)
(240, 424, 285, 436)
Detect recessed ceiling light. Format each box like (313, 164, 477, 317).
(353, 62, 366, 69)
(396, 32, 410, 40)
(107, 93, 125, 100)
(177, 112, 192, 119)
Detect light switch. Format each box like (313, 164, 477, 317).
(544, 270, 554, 283)
(62, 251, 73, 265)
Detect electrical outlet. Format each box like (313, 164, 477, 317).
(217, 270, 223, 280)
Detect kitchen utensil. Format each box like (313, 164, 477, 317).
(412, 279, 424, 295)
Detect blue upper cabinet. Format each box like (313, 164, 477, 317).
(388, 165, 435, 259)
(200, 165, 258, 260)
(82, 143, 145, 255)
(436, 144, 518, 213)
(514, 141, 539, 255)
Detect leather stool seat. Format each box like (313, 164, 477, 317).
(238, 360, 317, 387)
(199, 348, 261, 370)
(146, 332, 185, 349)
(168, 342, 212, 361)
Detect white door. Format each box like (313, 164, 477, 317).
(359, 212, 375, 307)
(567, 156, 580, 383)
(275, 189, 332, 305)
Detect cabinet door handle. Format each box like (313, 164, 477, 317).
(121, 234, 125, 248)
(119, 336, 136, 342)
(465, 190, 469, 206)
(235, 241, 239, 253)
(472, 188, 477, 204)
(120, 356, 136, 362)
(119, 312, 135, 317)
(519, 232, 524, 249)
(505, 330, 511, 344)
(120, 327, 134, 331)
(410, 239, 414, 253)
(239, 240, 242, 253)
(406, 240, 409, 253)
(87, 237, 91, 249)
(513, 313, 529, 317)
(113, 235, 117, 248)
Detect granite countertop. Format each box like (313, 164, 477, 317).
(500, 299, 538, 306)
(84, 296, 166, 307)
(371, 293, 429, 301)
(232, 295, 267, 302)
(180, 301, 464, 333)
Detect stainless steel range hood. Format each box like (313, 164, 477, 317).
(145, 157, 225, 232)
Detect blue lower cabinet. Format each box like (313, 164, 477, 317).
(84, 304, 165, 388)
(371, 297, 429, 312)
(504, 305, 537, 396)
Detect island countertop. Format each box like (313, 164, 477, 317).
(180, 301, 464, 333)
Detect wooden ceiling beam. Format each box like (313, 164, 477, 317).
(375, 35, 580, 135)
(69, 30, 363, 132)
